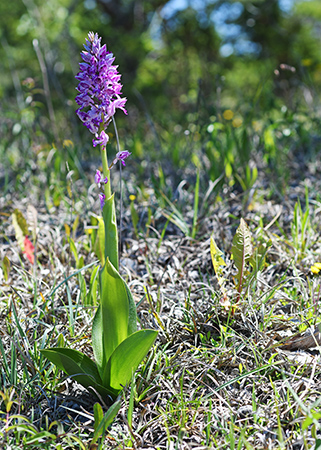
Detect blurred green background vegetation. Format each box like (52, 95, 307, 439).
(1, 0, 321, 197)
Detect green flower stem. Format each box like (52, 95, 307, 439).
(102, 195, 119, 271)
(101, 145, 111, 199)
(99, 127, 111, 199)
(99, 123, 118, 270)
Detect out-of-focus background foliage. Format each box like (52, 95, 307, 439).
(1, 0, 321, 195)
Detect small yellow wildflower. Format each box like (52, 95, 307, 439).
(223, 109, 234, 120)
(314, 263, 321, 270)
(129, 194, 136, 201)
(311, 265, 320, 274)
(302, 59, 312, 67)
(232, 117, 243, 128)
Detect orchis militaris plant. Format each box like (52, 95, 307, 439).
(41, 32, 158, 401)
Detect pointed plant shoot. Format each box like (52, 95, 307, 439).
(210, 218, 270, 312)
(231, 218, 253, 301)
(210, 235, 226, 289)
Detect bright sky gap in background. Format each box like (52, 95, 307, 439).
(160, 0, 296, 56)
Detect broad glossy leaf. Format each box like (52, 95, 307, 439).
(41, 347, 100, 382)
(124, 281, 137, 336)
(102, 194, 118, 271)
(92, 259, 129, 372)
(40, 348, 117, 399)
(102, 329, 158, 390)
(92, 305, 103, 371)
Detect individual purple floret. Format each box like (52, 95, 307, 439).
(99, 193, 106, 210)
(109, 150, 132, 169)
(95, 169, 108, 187)
(93, 130, 109, 148)
(116, 151, 131, 166)
(75, 32, 127, 137)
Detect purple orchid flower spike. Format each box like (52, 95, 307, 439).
(75, 32, 127, 138)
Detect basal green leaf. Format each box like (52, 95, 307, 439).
(92, 259, 129, 372)
(231, 218, 253, 286)
(41, 348, 101, 383)
(40, 348, 116, 399)
(124, 281, 138, 336)
(102, 329, 158, 391)
(92, 304, 103, 370)
(87, 264, 100, 306)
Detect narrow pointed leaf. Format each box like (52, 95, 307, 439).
(91, 400, 121, 445)
(13, 209, 29, 236)
(102, 329, 158, 390)
(210, 235, 226, 290)
(27, 204, 38, 242)
(93, 403, 104, 432)
(162, 210, 190, 236)
(2, 256, 10, 282)
(191, 169, 200, 239)
(249, 240, 272, 273)
(231, 218, 253, 286)
(12, 210, 26, 250)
